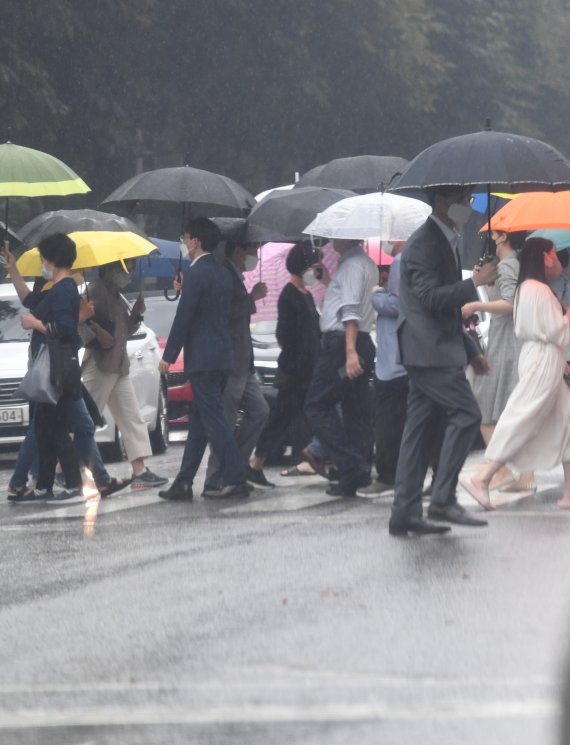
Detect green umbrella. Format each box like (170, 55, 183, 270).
(0, 141, 90, 250)
(528, 228, 570, 252)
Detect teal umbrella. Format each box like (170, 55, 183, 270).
(528, 228, 570, 252)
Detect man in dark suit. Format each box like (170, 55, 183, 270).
(389, 186, 498, 536)
(158, 218, 247, 501)
(202, 240, 271, 495)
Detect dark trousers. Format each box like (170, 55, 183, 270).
(35, 396, 82, 491)
(304, 332, 375, 475)
(177, 370, 245, 487)
(374, 375, 409, 484)
(391, 365, 481, 523)
(255, 383, 311, 461)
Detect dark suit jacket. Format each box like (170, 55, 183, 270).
(223, 258, 256, 378)
(162, 253, 233, 374)
(397, 217, 479, 368)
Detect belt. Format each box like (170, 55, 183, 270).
(323, 330, 369, 338)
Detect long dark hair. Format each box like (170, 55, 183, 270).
(514, 237, 557, 320)
(517, 237, 554, 286)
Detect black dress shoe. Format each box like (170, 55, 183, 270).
(326, 467, 371, 497)
(427, 503, 488, 527)
(202, 482, 250, 499)
(158, 482, 193, 501)
(388, 518, 451, 536)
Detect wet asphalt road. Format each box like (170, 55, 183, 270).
(1, 442, 570, 745)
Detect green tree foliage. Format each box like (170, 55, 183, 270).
(1, 0, 570, 227)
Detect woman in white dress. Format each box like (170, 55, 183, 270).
(459, 237, 570, 510)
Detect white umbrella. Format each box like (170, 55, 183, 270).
(303, 191, 431, 241)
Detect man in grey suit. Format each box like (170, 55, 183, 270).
(389, 185, 498, 536)
(202, 239, 272, 495)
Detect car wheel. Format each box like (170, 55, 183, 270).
(99, 426, 127, 463)
(150, 387, 169, 454)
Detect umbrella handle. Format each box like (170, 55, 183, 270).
(164, 287, 180, 302)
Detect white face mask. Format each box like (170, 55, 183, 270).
(111, 271, 130, 289)
(244, 254, 259, 272)
(302, 269, 316, 286)
(41, 262, 54, 281)
(447, 202, 472, 227)
(381, 242, 394, 256)
(179, 239, 187, 258)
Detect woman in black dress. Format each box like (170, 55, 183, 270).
(249, 244, 323, 475)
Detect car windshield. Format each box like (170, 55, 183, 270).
(139, 296, 178, 338)
(0, 297, 30, 342)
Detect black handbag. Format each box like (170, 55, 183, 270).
(47, 337, 81, 395)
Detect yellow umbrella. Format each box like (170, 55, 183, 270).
(16, 231, 157, 276)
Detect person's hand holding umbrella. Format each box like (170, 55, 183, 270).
(249, 281, 268, 302)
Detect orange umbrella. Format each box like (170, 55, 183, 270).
(481, 190, 570, 232)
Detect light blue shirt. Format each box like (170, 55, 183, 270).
(372, 252, 406, 381)
(320, 245, 378, 333)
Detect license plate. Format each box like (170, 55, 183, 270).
(0, 407, 25, 425)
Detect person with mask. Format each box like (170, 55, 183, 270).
(249, 243, 324, 477)
(388, 185, 498, 536)
(81, 259, 168, 490)
(461, 229, 534, 497)
(8, 233, 85, 503)
(158, 218, 248, 500)
(304, 237, 378, 497)
(202, 238, 272, 494)
(356, 240, 409, 497)
(461, 238, 570, 510)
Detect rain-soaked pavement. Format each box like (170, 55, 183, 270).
(0, 441, 569, 745)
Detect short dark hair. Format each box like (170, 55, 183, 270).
(184, 217, 221, 253)
(38, 232, 76, 268)
(286, 243, 319, 277)
(425, 185, 467, 208)
(225, 240, 246, 258)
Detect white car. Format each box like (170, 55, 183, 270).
(0, 282, 168, 461)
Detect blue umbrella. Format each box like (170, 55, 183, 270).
(528, 229, 570, 252)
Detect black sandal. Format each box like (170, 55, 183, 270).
(98, 477, 132, 498)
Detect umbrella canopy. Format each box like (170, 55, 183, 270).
(100, 165, 255, 219)
(18, 209, 145, 249)
(390, 127, 570, 193)
(245, 187, 355, 243)
(362, 238, 395, 266)
(0, 142, 90, 198)
(483, 191, 570, 232)
(16, 231, 156, 276)
(243, 241, 340, 321)
(295, 155, 409, 193)
(303, 192, 431, 241)
(528, 228, 570, 251)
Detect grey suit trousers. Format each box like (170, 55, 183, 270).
(205, 370, 269, 488)
(391, 365, 481, 523)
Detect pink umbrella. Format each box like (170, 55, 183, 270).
(363, 238, 394, 266)
(244, 241, 342, 320)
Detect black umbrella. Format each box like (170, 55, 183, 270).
(294, 155, 409, 193)
(390, 122, 570, 257)
(100, 165, 255, 219)
(18, 208, 145, 249)
(245, 187, 356, 244)
(391, 127, 570, 193)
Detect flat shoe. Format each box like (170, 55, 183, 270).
(458, 474, 495, 511)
